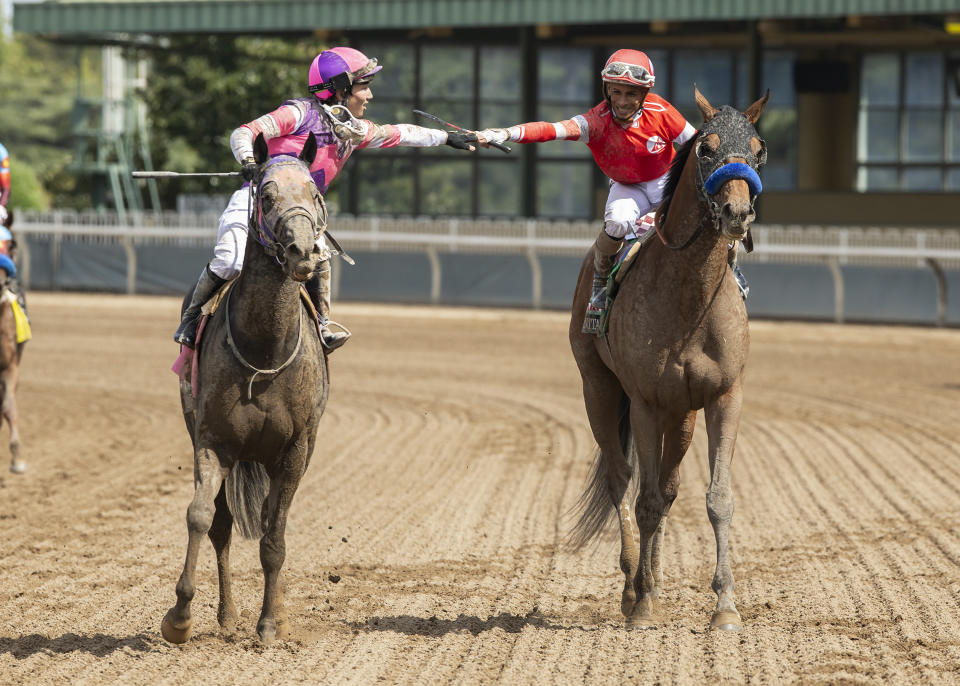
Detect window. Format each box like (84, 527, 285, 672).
(672, 49, 797, 191)
(857, 52, 960, 192)
(536, 46, 594, 218)
(352, 42, 523, 217)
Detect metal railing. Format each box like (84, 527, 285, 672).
(11, 210, 960, 323)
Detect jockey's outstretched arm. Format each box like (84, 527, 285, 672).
(229, 101, 473, 165)
(476, 115, 590, 147)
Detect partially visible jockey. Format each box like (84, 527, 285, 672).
(477, 49, 708, 334)
(0, 142, 10, 227)
(174, 46, 478, 351)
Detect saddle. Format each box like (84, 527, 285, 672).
(597, 213, 658, 337)
(171, 281, 321, 397)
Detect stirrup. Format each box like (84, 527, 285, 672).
(320, 319, 352, 352)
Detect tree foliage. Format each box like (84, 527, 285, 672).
(134, 36, 323, 205)
(0, 35, 97, 208)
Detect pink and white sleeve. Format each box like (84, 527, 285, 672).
(359, 122, 448, 149)
(229, 102, 306, 163)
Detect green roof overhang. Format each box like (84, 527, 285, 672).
(14, 0, 960, 35)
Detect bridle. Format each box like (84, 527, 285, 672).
(657, 107, 766, 252)
(246, 158, 328, 267)
(227, 155, 326, 398)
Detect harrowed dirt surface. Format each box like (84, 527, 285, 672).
(2, 292, 960, 685)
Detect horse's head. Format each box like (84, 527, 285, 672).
(692, 87, 769, 242)
(250, 132, 326, 282)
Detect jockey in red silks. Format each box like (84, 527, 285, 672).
(477, 49, 698, 334)
(173, 47, 478, 352)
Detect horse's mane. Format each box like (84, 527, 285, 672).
(654, 133, 698, 229)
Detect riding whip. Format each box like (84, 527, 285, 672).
(132, 171, 242, 178)
(412, 110, 512, 153)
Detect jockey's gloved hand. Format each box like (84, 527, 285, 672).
(476, 128, 510, 146)
(240, 158, 258, 182)
(445, 131, 479, 152)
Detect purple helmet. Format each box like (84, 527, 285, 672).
(308, 47, 382, 101)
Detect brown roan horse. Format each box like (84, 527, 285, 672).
(569, 88, 769, 631)
(162, 133, 328, 645)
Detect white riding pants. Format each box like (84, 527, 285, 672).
(603, 171, 670, 239)
(209, 188, 330, 280)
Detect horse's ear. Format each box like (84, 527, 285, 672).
(253, 132, 269, 164)
(299, 132, 318, 166)
(694, 84, 718, 123)
(744, 89, 771, 125)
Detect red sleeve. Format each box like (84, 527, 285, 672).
(513, 121, 565, 143)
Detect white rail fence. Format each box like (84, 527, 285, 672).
(11, 211, 960, 324)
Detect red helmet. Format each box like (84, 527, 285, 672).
(601, 49, 655, 89)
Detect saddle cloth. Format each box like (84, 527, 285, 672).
(2, 289, 30, 344)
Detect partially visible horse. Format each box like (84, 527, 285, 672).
(0, 208, 25, 474)
(162, 132, 328, 645)
(569, 88, 769, 631)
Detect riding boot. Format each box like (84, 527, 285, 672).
(306, 260, 350, 353)
(174, 265, 226, 348)
(728, 244, 749, 301)
(582, 229, 622, 335)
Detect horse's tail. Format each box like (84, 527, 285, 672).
(569, 392, 636, 549)
(226, 461, 269, 539)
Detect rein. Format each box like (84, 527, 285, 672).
(223, 276, 305, 401)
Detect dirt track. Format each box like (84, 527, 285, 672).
(2, 292, 960, 685)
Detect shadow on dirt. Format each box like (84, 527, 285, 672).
(349, 608, 583, 637)
(0, 633, 157, 659)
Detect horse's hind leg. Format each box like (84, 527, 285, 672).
(161, 446, 229, 644)
(256, 440, 308, 645)
(208, 483, 238, 636)
(575, 361, 640, 618)
(2, 366, 24, 474)
(704, 381, 744, 632)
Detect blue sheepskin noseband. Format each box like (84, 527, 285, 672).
(704, 162, 762, 197)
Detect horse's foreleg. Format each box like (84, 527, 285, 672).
(650, 411, 696, 595)
(161, 446, 228, 644)
(626, 402, 663, 629)
(2, 366, 23, 474)
(208, 482, 238, 636)
(257, 443, 307, 645)
(704, 381, 744, 632)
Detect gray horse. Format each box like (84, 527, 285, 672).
(162, 132, 329, 645)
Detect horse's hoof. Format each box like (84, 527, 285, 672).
(9, 460, 25, 474)
(257, 618, 277, 645)
(710, 610, 742, 632)
(626, 615, 659, 630)
(161, 609, 193, 644)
